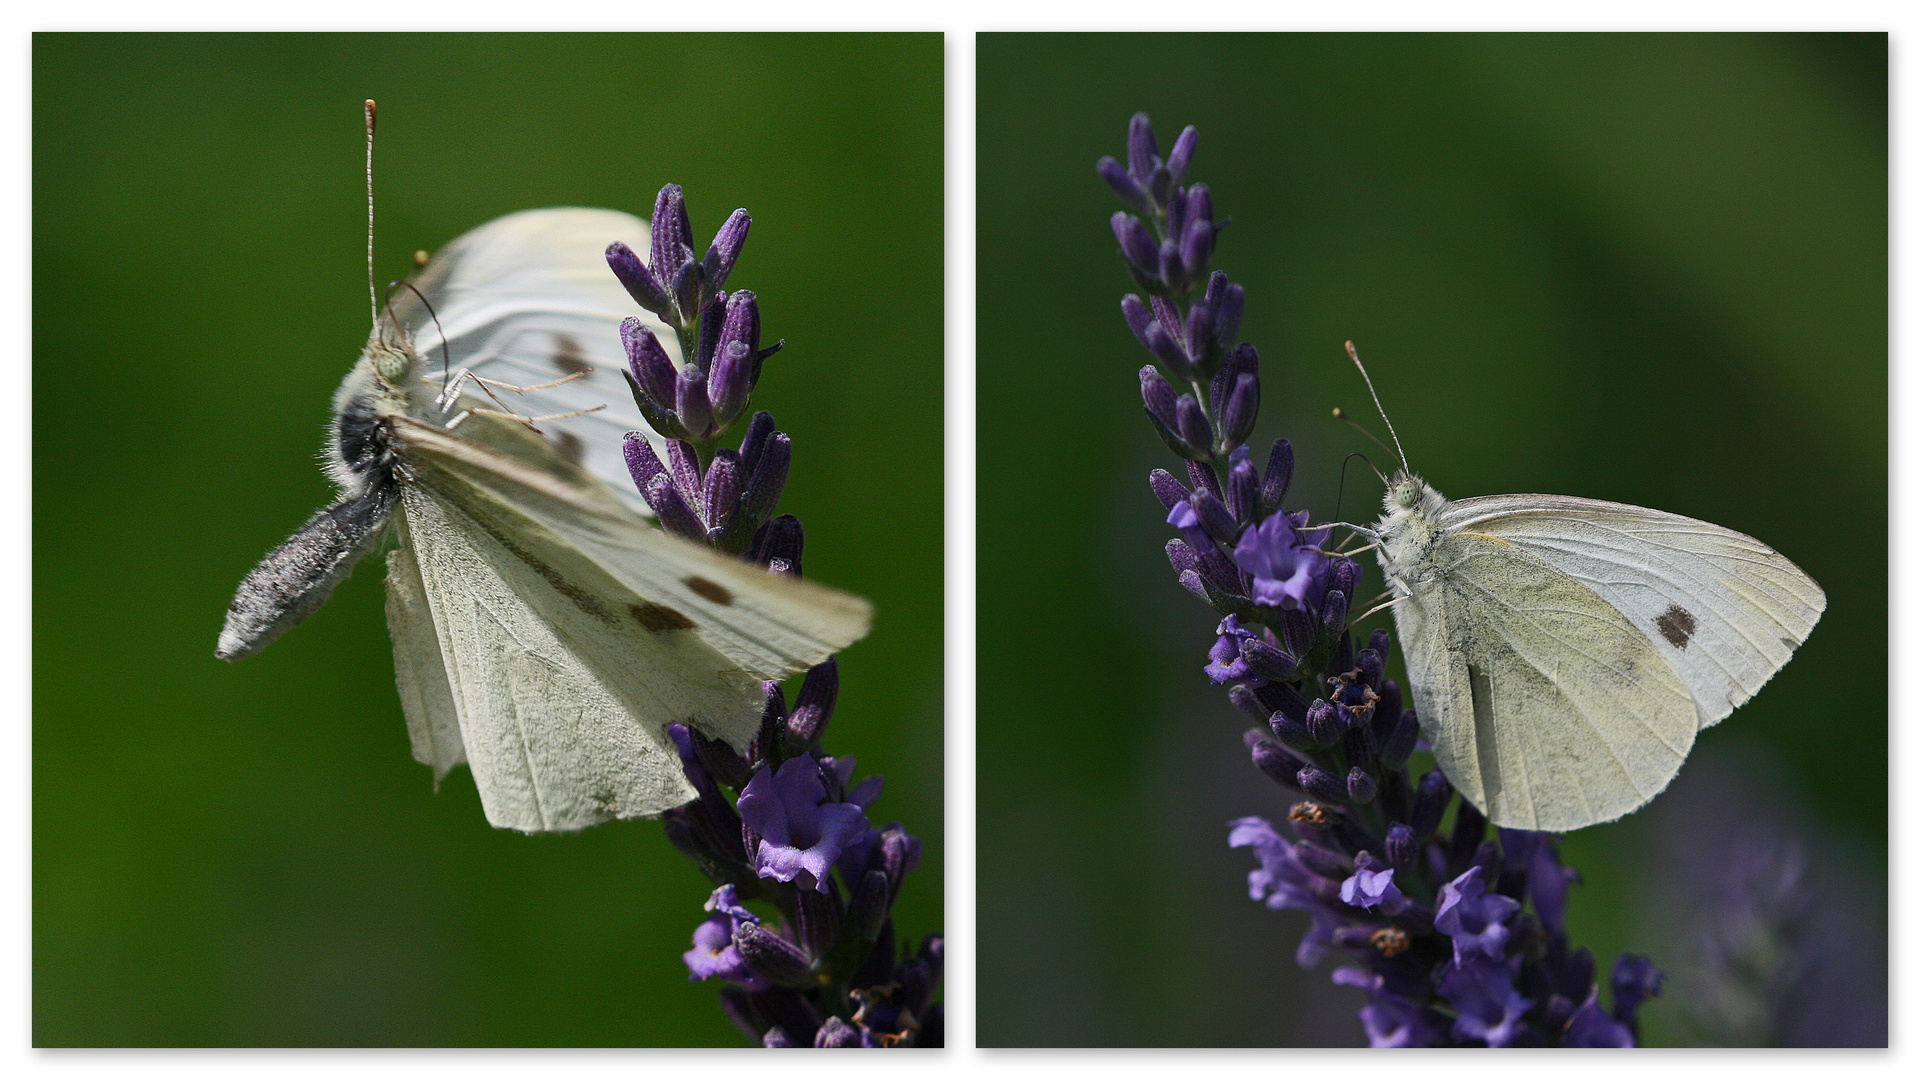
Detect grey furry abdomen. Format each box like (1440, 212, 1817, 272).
(215, 485, 398, 661)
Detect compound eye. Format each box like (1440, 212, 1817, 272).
(1394, 483, 1419, 508)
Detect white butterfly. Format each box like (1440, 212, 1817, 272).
(1349, 350, 1823, 832)
(217, 206, 872, 833)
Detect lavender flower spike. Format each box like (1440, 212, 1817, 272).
(612, 180, 939, 1045)
(1100, 112, 1660, 1046)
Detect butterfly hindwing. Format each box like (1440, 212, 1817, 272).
(1398, 531, 1697, 831)
(397, 480, 767, 832)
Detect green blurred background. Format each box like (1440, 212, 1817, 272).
(978, 34, 1884, 1046)
(34, 33, 943, 1046)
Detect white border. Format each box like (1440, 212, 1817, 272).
(10, 3, 1915, 1074)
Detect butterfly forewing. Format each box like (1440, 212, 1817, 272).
(1400, 532, 1698, 831)
(391, 413, 874, 681)
(1438, 495, 1826, 729)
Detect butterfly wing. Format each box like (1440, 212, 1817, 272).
(1397, 531, 1698, 831)
(393, 476, 769, 832)
(1438, 495, 1825, 729)
(386, 206, 671, 515)
(391, 412, 873, 681)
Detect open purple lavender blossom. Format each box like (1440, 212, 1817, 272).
(606, 187, 940, 1048)
(1102, 113, 1658, 1047)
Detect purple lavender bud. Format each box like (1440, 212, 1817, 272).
(1292, 839, 1352, 880)
(1379, 709, 1420, 770)
(1167, 125, 1197, 185)
(701, 450, 742, 533)
(701, 208, 750, 292)
(1227, 453, 1258, 523)
(1185, 459, 1223, 502)
(670, 259, 702, 330)
(1347, 767, 1378, 804)
(1237, 636, 1295, 682)
(736, 431, 791, 532)
(1146, 164, 1173, 211)
(1385, 824, 1418, 870)
(784, 658, 839, 748)
(621, 318, 678, 405)
(1185, 184, 1212, 234)
(708, 291, 759, 426)
(1111, 212, 1160, 277)
(1258, 438, 1294, 516)
(751, 514, 804, 577)
(1211, 343, 1257, 417)
(1126, 112, 1157, 183)
(1343, 721, 1377, 769)
(814, 1016, 865, 1048)
(1183, 297, 1218, 366)
(846, 867, 891, 943)
(1158, 237, 1187, 293)
(1227, 682, 1267, 723)
(1205, 271, 1245, 347)
(737, 410, 776, 474)
(1368, 627, 1393, 668)
(1298, 766, 1348, 805)
(623, 433, 668, 496)
(733, 922, 814, 988)
(1331, 627, 1355, 680)
(1610, 953, 1663, 1023)
(650, 184, 694, 288)
(1186, 488, 1239, 546)
(666, 439, 704, 512)
(606, 241, 668, 315)
(644, 473, 706, 542)
(1322, 589, 1349, 633)
(1357, 649, 1384, 690)
(792, 878, 843, 959)
(1305, 698, 1343, 748)
(1220, 373, 1259, 451)
(759, 1027, 796, 1048)
(1448, 800, 1488, 876)
(1257, 678, 1312, 726)
(1097, 155, 1153, 215)
(1411, 769, 1452, 839)
(1267, 711, 1318, 756)
(1250, 740, 1305, 790)
(1181, 209, 1215, 282)
(1140, 365, 1184, 434)
(1371, 679, 1404, 741)
(676, 364, 714, 440)
(1173, 394, 1213, 457)
(1176, 569, 1209, 602)
(1148, 467, 1192, 513)
(692, 289, 729, 372)
(1141, 321, 1197, 382)
(1121, 294, 1157, 352)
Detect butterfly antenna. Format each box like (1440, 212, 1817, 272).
(1345, 341, 1408, 473)
(1331, 406, 1398, 472)
(1332, 450, 1386, 525)
(364, 99, 378, 329)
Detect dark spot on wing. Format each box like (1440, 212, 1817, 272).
(685, 576, 733, 605)
(630, 601, 695, 632)
(551, 333, 592, 376)
(1655, 604, 1697, 650)
(552, 429, 585, 466)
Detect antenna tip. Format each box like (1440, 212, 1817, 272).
(1331, 406, 1347, 420)
(413, 249, 430, 268)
